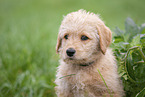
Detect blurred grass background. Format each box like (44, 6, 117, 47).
(0, 0, 145, 97)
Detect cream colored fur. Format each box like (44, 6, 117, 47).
(55, 9, 124, 97)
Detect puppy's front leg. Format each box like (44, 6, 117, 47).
(55, 82, 74, 97)
(87, 85, 122, 97)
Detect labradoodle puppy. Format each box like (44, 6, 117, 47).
(55, 9, 124, 97)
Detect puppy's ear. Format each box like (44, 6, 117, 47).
(96, 24, 112, 54)
(56, 33, 62, 54)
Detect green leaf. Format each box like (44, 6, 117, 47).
(123, 33, 130, 42)
(130, 35, 141, 47)
(126, 57, 136, 81)
(114, 27, 124, 36)
(132, 51, 142, 63)
(123, 75, 128, 80)
(140, 34, 145, 47)
(136, 87, 145, 97)
(140, 23, 145, 34)
(114, 36, 124, 43)
(125, 17, 139, 39)
(141, 29, 145, 34)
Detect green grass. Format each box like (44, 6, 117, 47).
(0, 0, 145, 97)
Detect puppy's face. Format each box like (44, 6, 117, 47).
(56, 10, 112, 65)
(60, 24, 100, 64)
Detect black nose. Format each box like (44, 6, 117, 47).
(66, 48, 76, 57)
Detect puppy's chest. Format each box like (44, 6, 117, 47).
(62, 71, 106, 96)
(64, 70, 102, 89)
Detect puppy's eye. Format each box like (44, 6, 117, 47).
(81, 35, 89, 41)
(64, 35, 68, 39)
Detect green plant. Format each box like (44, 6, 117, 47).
(97, 69, 113, 97)
(111, 17, 145, 97)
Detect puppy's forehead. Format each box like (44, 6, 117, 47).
(59, 10, 101, 35)
(61, 23, 95, 33)
(61, 10, 102, 26)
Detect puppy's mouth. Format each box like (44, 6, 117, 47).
(64, 57, 95, 67)
(67, 56, 75, 60)
(64, 55, 78, 61)
(65, 56, 87, 62)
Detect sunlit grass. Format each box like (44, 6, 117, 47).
(0, 16, 58, 97)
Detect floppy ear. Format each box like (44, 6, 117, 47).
(96, 24, 112, 55)
(56, 33, 62, 54)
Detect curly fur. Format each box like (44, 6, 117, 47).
(55, 9, 124, 97)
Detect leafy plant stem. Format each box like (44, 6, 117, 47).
(124, 46, 145, 83)
(124, 56, 136, 83)
(59, 74, 76, 79)
(134, 61, 144, 64)
(135, 87, 145, 97)
(124, 46, 145, 64)
(97, 69, 113, 97)
(138, 47, 145, 64)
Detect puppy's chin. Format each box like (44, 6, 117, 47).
(63, 57, 76, 64)
(63, 56, 94, 66)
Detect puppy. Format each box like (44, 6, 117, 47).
(55, 9, 124, 97)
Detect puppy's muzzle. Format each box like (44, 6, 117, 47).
(66, 48, 76, 57)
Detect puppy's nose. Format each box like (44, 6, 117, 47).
(66, 48, 76, 57)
